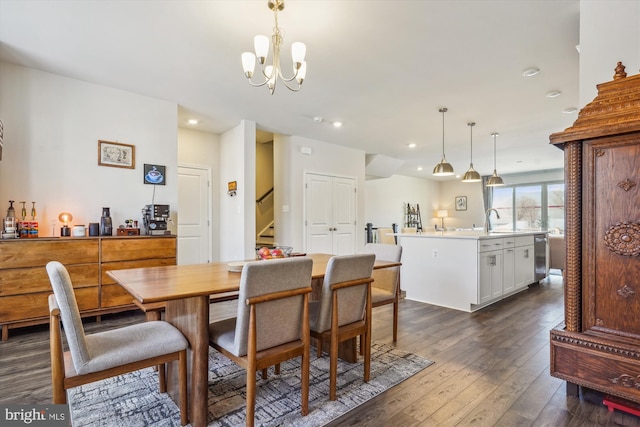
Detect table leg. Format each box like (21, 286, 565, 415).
(165, 296, 210, 427)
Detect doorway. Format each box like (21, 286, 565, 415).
(177, 165, 211, 264)
(304, 172, 357, 255)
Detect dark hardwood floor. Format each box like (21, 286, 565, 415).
(1, 273, 638, 426)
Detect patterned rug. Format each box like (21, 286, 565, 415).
(68, 342, 433, 427)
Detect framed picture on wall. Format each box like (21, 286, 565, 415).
(455, 196, 467, 211)
(143, 164, 166, 185)
(98, 140, 135, 169)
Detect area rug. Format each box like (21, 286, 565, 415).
(68, 342, 433, 427)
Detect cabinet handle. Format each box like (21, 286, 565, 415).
(524, 249, 529, 258)
(489, 255, 497, 266)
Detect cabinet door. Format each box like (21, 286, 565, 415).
(584, 136, 640, 338)
(514, 245, 535, 289)
(478, 250, 502, 304)
(503, 248, 515, 294)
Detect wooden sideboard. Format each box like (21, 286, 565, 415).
(549, 63, 640, 404)
(0, 235, 176, 340)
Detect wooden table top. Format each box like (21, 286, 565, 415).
(107, 253, 400, 304)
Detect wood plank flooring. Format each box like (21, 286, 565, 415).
(1, 273, 638, 426)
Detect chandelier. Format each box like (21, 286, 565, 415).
(486, 132, 505, 186)
(241, 0, 307, 94)
(432, 107, 454, 176)
(462, 121, 481, 182)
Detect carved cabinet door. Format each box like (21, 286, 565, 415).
(583, 133, 640, 338)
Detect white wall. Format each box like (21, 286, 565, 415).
(0, 62, 178, 236)
(365, 175, 440, 231)
(579, 0, 640, 106)
(438, 180, 485, 229)
(274, 134, 366, 252)
(177, 127, 220, 261)
(219, 121, 256, 261)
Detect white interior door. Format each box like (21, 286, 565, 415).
(304, 173, 356, 255)
(332, 176, 356, 255)
(177, 165, 211, 265)
(305, 173, 334, 254)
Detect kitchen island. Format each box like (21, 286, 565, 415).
(397, 231, 547, 312)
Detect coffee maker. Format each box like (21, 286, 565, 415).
(142, 204, 170, 235)
(100, 207, 113, 236)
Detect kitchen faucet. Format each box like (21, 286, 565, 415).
(484, 208, 500, 234)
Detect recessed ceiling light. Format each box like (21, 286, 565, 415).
(416, 166, 423, 171)
(188, 119, 198, 125)
(522, 67, 540, 77)
(408, 143, 416, 148)
(563, 107, 578, 114)
(546, 90, 562, 98)
(332, 121, 343, 128)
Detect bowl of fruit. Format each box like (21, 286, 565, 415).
(256, 246, 293, 260)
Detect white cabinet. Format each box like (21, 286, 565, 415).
(514, 236, 535, 290)
(503, 246, 516, 294)
(478, 238, 504, 304)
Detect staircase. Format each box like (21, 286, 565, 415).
(256, 222, 275, 248)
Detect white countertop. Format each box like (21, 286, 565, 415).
(395, 230, 547, 240)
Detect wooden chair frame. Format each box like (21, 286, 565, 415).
(49, 295, 188, 426)
(209, 286, 312, 427)
(311, 277, 373, 401)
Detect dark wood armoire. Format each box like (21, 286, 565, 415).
(549, 62, 640, 405)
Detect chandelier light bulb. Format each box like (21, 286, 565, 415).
(241, 52, 256, 77)
(254, 35, 270, 63)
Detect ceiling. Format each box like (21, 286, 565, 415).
(0, 0, 580, 180)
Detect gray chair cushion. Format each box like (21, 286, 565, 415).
(209, 257, 313, 357)
(363, 243, 402, 298)
(46, 261, 188, 376)
(309, 254, 375, 333)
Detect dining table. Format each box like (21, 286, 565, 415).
(107, 253, 401, 427)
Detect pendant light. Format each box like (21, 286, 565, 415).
(433, 107, 454, 176)
(462, 121, 481, 182)
(486, 132, 504, 186)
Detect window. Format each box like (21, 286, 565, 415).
(490, 181, 564, 233)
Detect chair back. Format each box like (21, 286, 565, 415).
(363, 243, 402, 295)
(313, 254, 375, 333)
(46, 261, 91, 372)
(376, 228, 395, 244)
(232, 257, 313, 356)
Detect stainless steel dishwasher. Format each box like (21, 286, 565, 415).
(534, 233, 548, 281)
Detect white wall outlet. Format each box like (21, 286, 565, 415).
(432, 249, 439, 258)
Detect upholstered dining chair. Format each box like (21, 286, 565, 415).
(208, 257, 313, 427)
(363, 243, 403, 342)
(46, 261, 189, 426)
(376, 227, 396, 244)
(309, 253, 375, 401)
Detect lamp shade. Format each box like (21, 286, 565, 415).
(436, 210, 449, 218)
(462, 121, 482, 182)
(486, 171, 505, 186)
(433, 107, 454, 176)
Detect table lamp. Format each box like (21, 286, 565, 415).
(436, 210, 449, 230)
(58, 212, 73, 236)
